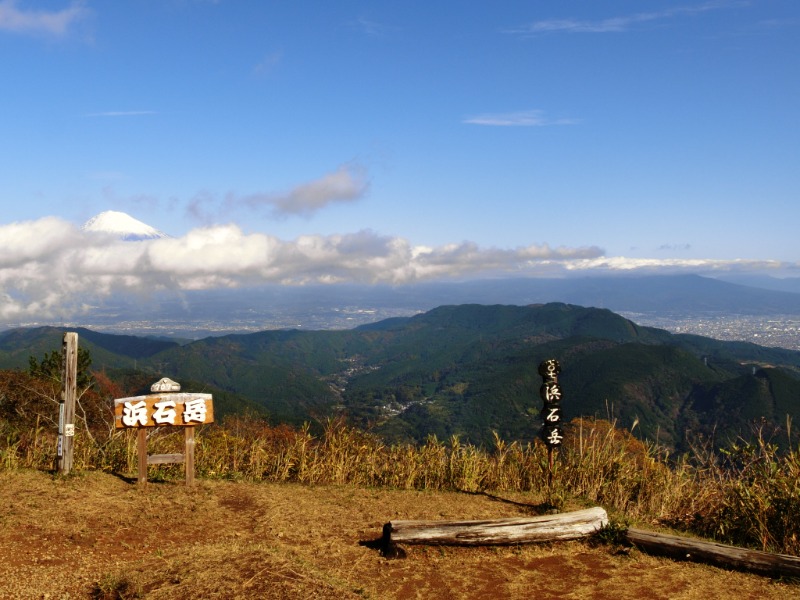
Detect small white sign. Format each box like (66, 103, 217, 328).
(151, 377, 181, 392)
(64, 424, 75, 437)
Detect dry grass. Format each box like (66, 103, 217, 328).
(4, 401, 800, 556)
(0, 469, 795, 599)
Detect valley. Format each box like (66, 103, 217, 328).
(3, 302, 800, 453)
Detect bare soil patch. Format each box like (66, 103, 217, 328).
(0, 470, 795, 599)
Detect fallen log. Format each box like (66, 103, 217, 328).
(382, 506, 607, 553)
(626, 527, 800, 579)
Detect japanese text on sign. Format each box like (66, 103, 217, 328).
(114, 393, 214, 428)
(538, 359, 564, 448)
(540, 381, 562, 403)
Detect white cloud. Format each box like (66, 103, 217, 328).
(0, 0, 88, 37)
(658, 243, 692, 252)
(464, 110, 578, 127)
(189, 164, 369, 222)
(510, 2, 742, 35)
(84, 111, 156, 118)
(563, 256, 788, 274)
(355, 16, 389, 37)
(253, 50, 282, 77)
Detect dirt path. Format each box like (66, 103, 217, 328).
(0, 470, 794, 599)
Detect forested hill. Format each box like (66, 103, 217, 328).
(3, 303, 800, 450)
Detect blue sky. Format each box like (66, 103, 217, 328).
(1, 1, 798, 320)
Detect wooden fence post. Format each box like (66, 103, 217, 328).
(57, 332, 78, 475)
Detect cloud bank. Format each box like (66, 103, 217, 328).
(0, 216, 794, 321)
(0, 217, 603, 319)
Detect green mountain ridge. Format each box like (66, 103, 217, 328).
(3, 303, 800, 450)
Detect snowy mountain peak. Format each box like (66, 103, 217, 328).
(82, 210, 169, 241)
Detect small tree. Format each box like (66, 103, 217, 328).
(28, 347, 95, 390)
(27, 347, 109, 443)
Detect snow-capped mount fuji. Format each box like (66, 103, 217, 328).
(82, 210, 169, 241)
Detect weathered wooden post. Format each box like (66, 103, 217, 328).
(56, 332, 78, 475)
(113, 378, 213, 485)
(137, 429, 148, 484)
(538, 359, 563, 487)
(185, 426, 196, 487)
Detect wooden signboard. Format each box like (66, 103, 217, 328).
(113, 379, 213, 485)
(114, 392, 214, 428)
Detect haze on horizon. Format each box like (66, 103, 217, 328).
(1, 1, 798, 321)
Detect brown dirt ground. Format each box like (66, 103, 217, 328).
(0, 469, 796, 599)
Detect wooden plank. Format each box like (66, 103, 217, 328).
(385, 506, 608, 547)
(147, 453, 185, 465)
(626, 527, 800, 578)
(113, 393, 214, 428)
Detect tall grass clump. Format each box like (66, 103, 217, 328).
(683, 431, 800, 555)
(558, 418, 692, 520)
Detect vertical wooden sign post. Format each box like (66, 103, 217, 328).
(57, 332, 78, 475)
(538, 359, 564, 487)
(114, 378, 213, 485)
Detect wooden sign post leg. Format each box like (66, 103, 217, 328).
(185, 427, 195, 486)
(137, 429, 148, 484)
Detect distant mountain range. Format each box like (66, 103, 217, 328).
(3, 303, 800, 451)
(715, 274, 800, 295)
(16, 272, 797, 341)
(370, 274, 800, 316)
